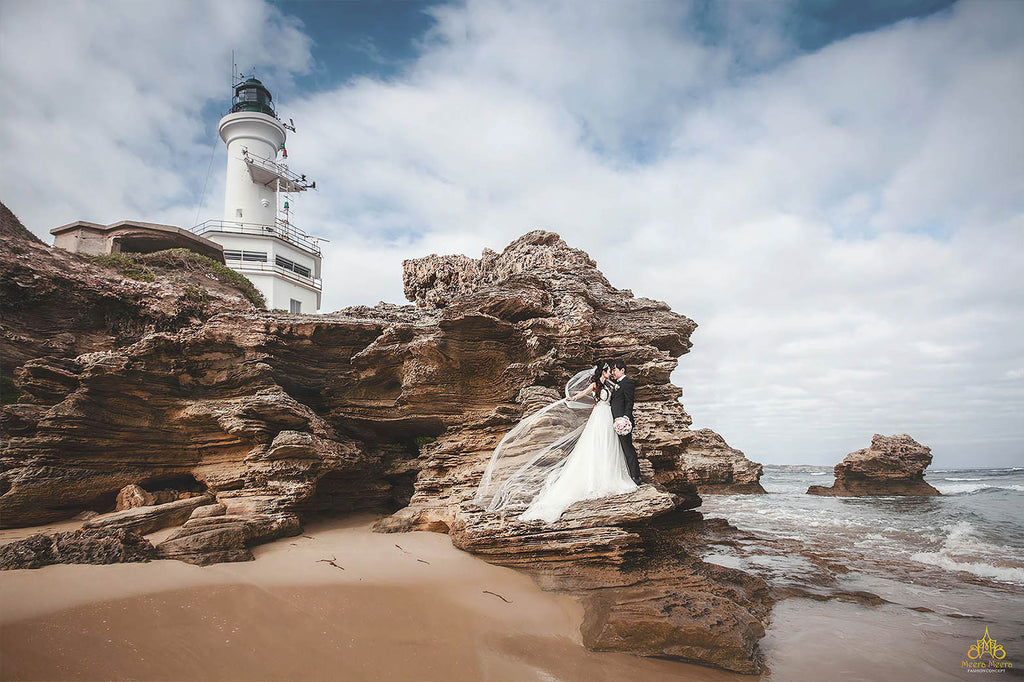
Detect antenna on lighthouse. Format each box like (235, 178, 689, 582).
(283, 117, 296, 133)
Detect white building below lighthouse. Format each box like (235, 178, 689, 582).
(193, 76, 321, 313)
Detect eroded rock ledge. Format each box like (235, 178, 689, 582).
(678, 428, 765, 494)
(1, 203, 770, 672)
(447, 488, 770, 674)
(0, 528, 155, 570)
(807, 433, 940, 496)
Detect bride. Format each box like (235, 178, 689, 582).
(474, 363, 639, 523)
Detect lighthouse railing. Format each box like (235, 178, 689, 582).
(223, 260, 322, 292)
(190, 219, 322, 257)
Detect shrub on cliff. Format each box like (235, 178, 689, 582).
(88, 252, 156, 282)
(140, 249, 266, 309)
(90, 248, 266, 309)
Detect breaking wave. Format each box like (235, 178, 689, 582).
(910, 521, 1024, 584)
(933, 482, 1024, 495)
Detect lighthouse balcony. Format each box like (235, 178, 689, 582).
(225, 258, 322, 293)
(242, 150, 314, 193)
(191, 219, 322, 257)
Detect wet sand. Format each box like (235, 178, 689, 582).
(0, 515, 736, 681)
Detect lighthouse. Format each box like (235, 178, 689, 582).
(193, 75, 321, 313)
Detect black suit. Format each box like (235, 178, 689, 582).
(609, 376, 641, 484)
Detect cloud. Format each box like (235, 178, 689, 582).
(2, 0, 1022, 467)
(0, 0, 312, 232)
(292, 0, 1024, 466)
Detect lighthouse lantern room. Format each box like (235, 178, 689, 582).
(192, 75, 321, 313)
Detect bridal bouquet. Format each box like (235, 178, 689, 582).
(613, 416, 632, 436)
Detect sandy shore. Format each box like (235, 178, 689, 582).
(1, 514, 1004, 681)
(0, 515, 738, 681)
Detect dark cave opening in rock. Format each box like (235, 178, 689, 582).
(43, 487, 122, 519)
(82, 489, 120, 516)
(139, 472, 205, 495)
(275, 377, 327, 415)
(297, 468, 408, 520)
(297, 437, 425, 521)
(81, 472, 208, 516)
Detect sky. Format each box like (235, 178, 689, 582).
(1, 0, 1022, 469)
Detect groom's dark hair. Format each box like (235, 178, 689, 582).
(611, 359, 627, 372)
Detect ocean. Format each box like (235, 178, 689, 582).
(698, 466, 1024, 680)
(701, 466, 1024, 586)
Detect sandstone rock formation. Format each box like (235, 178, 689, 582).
(1, 203, 771, 671)
(449, 491, 770, 674)
(807, 434, 940, 496)
(0, 528, 155, 570)
(156, 512, 301, 565)
(83, 494, 215, 535)
(3, 218, 705, 539)
(677, 428, 765, 493)
(0, 202, 255, 383)
(114, 483, 193, 511)
(115, 484, 156, 511)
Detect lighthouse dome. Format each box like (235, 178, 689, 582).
(231, 77, 275, 117)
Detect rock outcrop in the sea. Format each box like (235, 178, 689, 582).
(676, 428, 765, 493)
(807, 434, 940, 496)
(1, 202, 770, 672)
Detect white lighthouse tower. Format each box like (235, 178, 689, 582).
(193, 75, 322, 313)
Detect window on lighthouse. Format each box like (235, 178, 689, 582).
(223, 249, 267, 263)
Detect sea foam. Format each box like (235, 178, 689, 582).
(909, 551, 1024, 584)
(933, 482, 1024, 495)
(910, 521, 1024, 585)
(933, 483, 992, 495)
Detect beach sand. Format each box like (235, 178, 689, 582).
(1, 514, 1004, 681)
(0, 515, 738, 681)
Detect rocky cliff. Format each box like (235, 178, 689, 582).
(807, 433, 940, 496)
(1, 204, 770, 672)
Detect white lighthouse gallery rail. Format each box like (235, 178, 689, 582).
(191, 219, 323, 257)
(222, 259, 323, 291)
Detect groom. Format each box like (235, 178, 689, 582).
(609, 360, 641, 484)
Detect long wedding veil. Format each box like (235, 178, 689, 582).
(473, 369, 597, 512)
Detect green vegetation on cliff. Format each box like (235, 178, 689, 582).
(90, 249, 266, 308)
(88, 252, 157, 282)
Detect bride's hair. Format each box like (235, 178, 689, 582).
(591, 361, 610, 392)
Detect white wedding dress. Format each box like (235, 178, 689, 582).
(519, 387, 638, 522)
